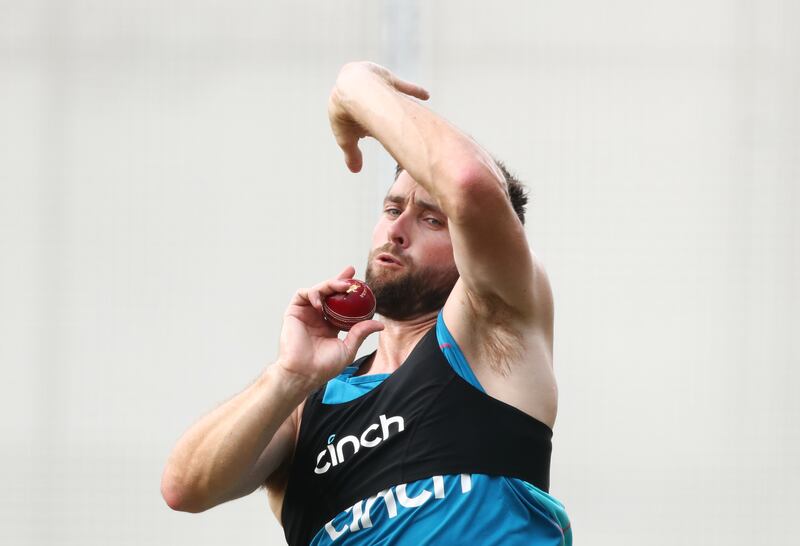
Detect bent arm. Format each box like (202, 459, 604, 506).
(332, 63, 506, 220)
(160, 365, 308, 513)
(161, 267, 382, 513)
(334, 63, 545, 318)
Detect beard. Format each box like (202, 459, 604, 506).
(365, 245, 459, 321)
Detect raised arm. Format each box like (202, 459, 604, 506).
(329, 62, 549, 322)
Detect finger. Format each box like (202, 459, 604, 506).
(343, 143, 363, 173)
(332, 128, 365, 174)
(308, 278, 354, 310)
(336, 265, 355, 280)
(342, 319, 384, 358)
(392, 77, 430, 101)
(289, 287, 312, 307)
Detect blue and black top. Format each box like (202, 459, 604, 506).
(281, 311, 572, 545)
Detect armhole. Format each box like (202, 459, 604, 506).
(436, 310, 486, 393)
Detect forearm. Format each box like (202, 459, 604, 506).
(335, 65, 506, 216)
(161, 363, 309, 512)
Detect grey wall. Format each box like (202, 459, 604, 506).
(1, 1, 797, 544)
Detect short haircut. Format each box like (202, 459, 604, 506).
(394, 159, 529, 225)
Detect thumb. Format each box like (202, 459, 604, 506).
(342, 319, 383, 359)
(342, 141, 363, 173)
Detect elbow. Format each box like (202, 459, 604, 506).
(446, 163, 508, 224)
(160, 467, 208, 513)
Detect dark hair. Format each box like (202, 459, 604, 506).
(394, 159, 529, 225)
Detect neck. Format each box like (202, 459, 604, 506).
(357, 310, 438, 376)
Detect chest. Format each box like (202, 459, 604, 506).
(280, 327, 554, 546)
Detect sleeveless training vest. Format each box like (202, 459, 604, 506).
(281, 325, 553, 546)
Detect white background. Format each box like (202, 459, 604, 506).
(1, 1, 798, 544)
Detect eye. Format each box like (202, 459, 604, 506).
(384, 207, 401, 217)
(424, 217, 444, 227)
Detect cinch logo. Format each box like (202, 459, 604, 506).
(314, 414, 405, 475)
(324, 474, 474, 541)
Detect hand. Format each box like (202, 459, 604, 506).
(276, 265, 384, 392)
(328, 61, 430, 173)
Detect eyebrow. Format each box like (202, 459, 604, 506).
(384, 194, 443, 215)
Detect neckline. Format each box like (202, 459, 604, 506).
(345, 367, 390, 385)
(319, 325, 437, 406)
(350, 351, 377, 378)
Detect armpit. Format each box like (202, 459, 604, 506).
(463, 291, 525, 377)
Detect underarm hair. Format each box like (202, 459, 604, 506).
(466, 292, 524, 377)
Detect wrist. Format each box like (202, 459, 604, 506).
(334, 63, 384, 113)
(265, 361, 321, 401)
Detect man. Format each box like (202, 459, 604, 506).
(161, 62, 572, 545)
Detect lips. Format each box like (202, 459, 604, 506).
(376, 253, 403, 266)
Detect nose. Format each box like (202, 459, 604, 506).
(386, 211, 411, 249)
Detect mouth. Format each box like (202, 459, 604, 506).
(376, 253, 403, 267)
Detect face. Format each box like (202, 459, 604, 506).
(365, 171, 459, 320)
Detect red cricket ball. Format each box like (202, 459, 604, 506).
(322, 279, 377, 331)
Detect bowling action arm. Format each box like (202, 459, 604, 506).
(161, 266, 383, 513)
(328, 62, 548, 322)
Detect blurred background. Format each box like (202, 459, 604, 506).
(1, 1, 798, 544)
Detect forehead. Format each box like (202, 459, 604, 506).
(386, 171, 434, 204)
